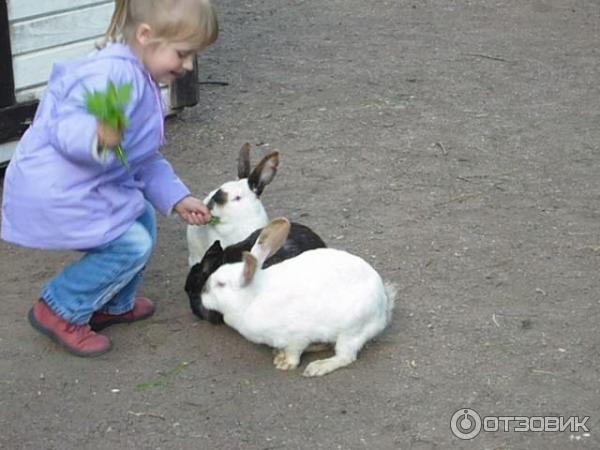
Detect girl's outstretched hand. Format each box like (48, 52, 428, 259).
(175, 196, 212, 225)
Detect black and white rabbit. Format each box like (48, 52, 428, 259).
(185, 222, 327, 324)
(186, 143, 279, 266)
(200, 217, 396, 377)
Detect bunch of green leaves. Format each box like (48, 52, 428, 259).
(208, 216, 221, 226)
(85, 81, 133, 168)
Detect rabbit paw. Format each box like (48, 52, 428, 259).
(273, 350, 299, 370)
(303, 356, 353, 377)
(303, 359, 334, 377)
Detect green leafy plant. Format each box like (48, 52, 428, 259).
(135, 361, 191, 391)
(208, 216, 221, 226)
(85, 81, 133, 168)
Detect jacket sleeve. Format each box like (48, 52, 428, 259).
(46, 71, 132, 167)
(134, 151, 191, 216)
(47, 91, 102, 167)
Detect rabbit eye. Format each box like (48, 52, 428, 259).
(233, 195, 242, 201)
(216, 281, 226, 288)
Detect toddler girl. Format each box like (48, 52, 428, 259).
(1, 0, 219, 357)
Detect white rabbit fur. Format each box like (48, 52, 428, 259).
(186, 143, 279, 266)
(201, 218, 396, 377)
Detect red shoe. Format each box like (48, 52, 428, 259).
(28, 299, 112, 357)
(90, 297, 155, 331)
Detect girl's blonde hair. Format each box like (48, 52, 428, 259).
(104, 0, 218, 50)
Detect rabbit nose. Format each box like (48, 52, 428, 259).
(207, 189, 228, 209)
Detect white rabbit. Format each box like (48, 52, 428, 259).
(186, 143, 279, 266)
(201, 217, 396, 377)
(185, 222, 327, 324)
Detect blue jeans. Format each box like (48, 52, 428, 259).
(42, 201, 157, 325)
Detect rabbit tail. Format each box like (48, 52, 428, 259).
(383, 282, 397, 325)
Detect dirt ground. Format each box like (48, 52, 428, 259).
(1, 0, 599, 449)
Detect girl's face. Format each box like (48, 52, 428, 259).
(133, 24, 198, 83)
(141, 40, 197, 84)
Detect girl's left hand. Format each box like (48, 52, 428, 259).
(175, 196, 212, 225)
(97, 121, 122, 148)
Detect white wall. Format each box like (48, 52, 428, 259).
(8, 0, 114, 102)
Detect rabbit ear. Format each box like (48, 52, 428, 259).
(248, 151, 280, 196)
(250, 217, 291, 266)
(237, 143, 252, 179)
(204, 240, 225, 262)
(241, 251, 258, 286)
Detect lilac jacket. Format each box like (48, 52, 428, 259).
(1, 44, 191, 250)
